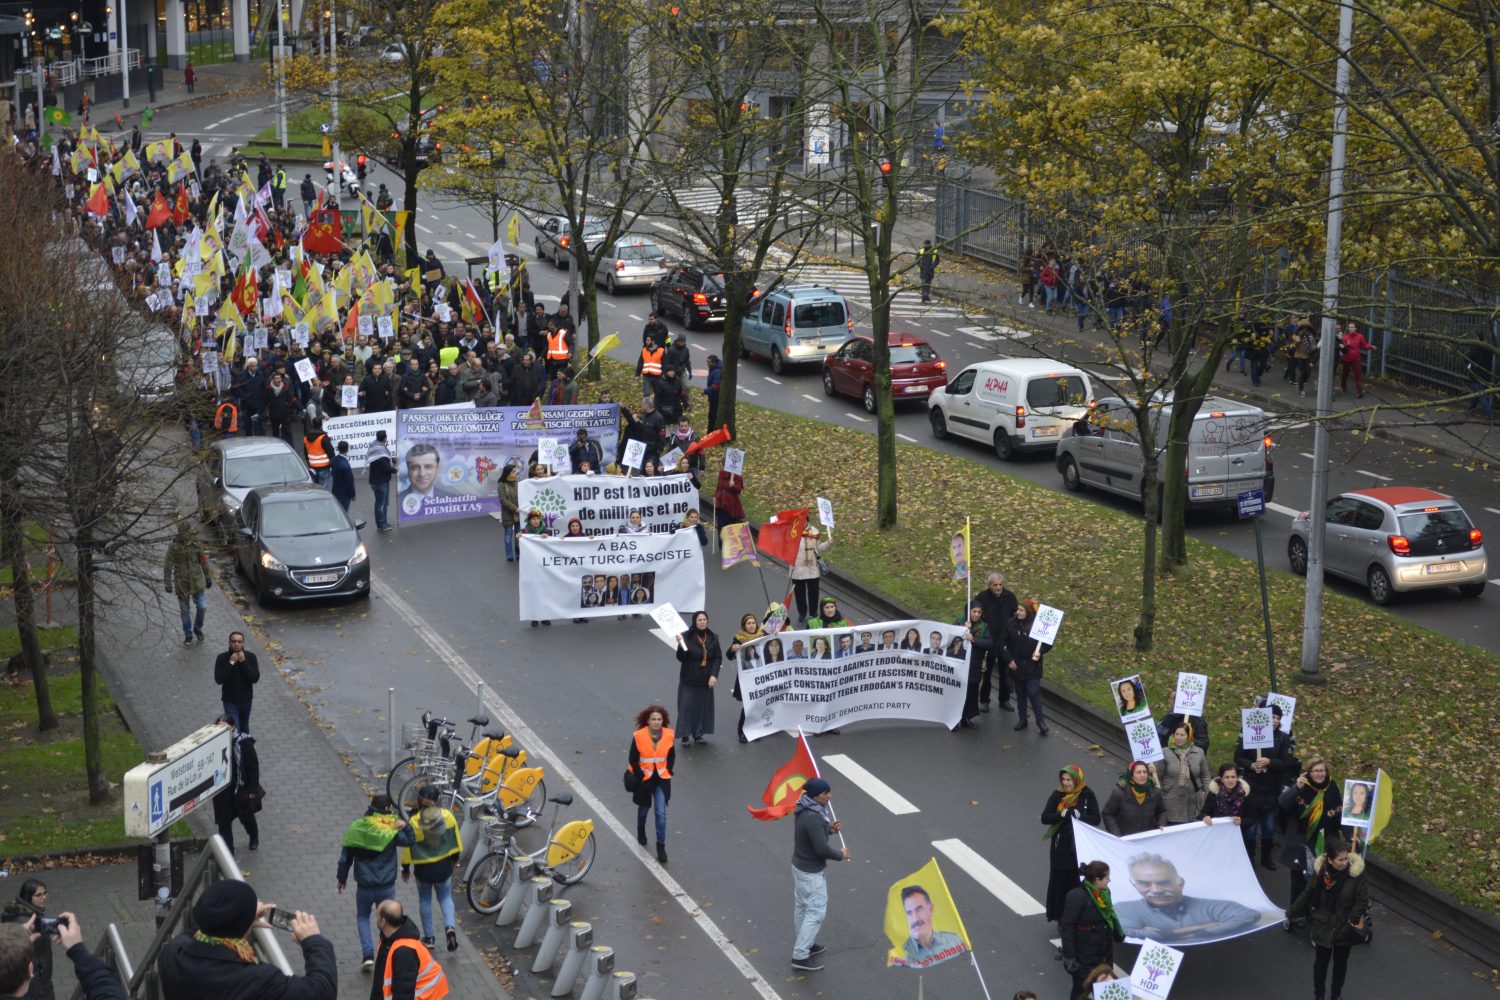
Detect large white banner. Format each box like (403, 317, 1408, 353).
(738, 621, 968, 739)
(518, 473, 695, 536)
(517, 529, 705, 620)
(1070, 819, 1282, 946)
(323, 402, 474, 469)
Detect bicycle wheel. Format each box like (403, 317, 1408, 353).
(396, 773, 443, 823)
(525, 777, 548, 815)
(386, 756, 422, 800)
(551, 832, 597, 886)
(466, 851, 514, 914)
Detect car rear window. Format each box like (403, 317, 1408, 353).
(227, 453, 310, 488)
(1397, 508, 1471, 538)
(616, 243, 663, 261)
(1026, 374, 1089, 408)
(793, 301, 845, 328)
(891, 344, 938, 364)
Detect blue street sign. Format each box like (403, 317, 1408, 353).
(1237, 488, 1266, 519)
(149, 780, 164, 825)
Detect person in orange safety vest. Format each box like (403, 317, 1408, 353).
(628, 704, 675, 865)
(373, 899, 449, 999)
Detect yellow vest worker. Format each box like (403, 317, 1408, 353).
(639, 347, 663, 377)
(382, 938, 449, 1000)
(304, 433, 330, 470)
(633, 725, 673, 780)
(546, 329, 570, 361)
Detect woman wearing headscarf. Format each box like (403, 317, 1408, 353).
(1157, 721, 1211, 824)
(1102, 761, 1166, 836)
(8, 879, 53, 998)
(1042, 766, 1101, 923)
(807, 598, 849, 630)
(211, 716, 264, 853)
(522, 509, 551, 627)
(675, 611, 722, 748)
(628, 704, 675, 864)
(1059, 860, 1124, 1000)
(1004, 599, 1052, 735)
(1199, 761, 1260, 860)
(1279, 755, 1343, 906)
(728, 613, 765, 743)
(1286, 834, 1367, 1000)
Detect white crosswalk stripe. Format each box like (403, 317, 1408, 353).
(782, 264, 989, 323)
(668, 186, 775, 227)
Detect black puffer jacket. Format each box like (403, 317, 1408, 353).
(1059, 884, 1122, 970)
(1287, 852, 1368, 947)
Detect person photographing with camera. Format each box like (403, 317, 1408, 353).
(0, 911, 127, 1000)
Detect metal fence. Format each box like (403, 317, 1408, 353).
(935, 177, 1495, 392)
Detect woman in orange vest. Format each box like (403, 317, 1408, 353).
(304, 422, 332, 488)
(628, 704, 675, 864)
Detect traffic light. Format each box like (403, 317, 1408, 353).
(878, 158, 894, 189)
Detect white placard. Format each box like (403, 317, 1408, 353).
(816, 495, 834, 527)
(433, 283, 448, 303)
(1131, 940, 1185, 997)
(435, 303, 453, 323)
(1112, 674, 1151, 723)
(1028, 603, 1063, 643)
(201, 351, 218, 373)
(537, 437, 558, 466)
(145, 292, 163, 311)
(1240, 707, 1275, 749)
(293, 323, 310, 347)
(1342, 778, 1376, 829)
(1265, 691, 1296, 733)
(1174, 672, 1209, 716)
(376, 315, 394, 339)
(276, 268, 292, 289)
(659, 447, 683, 470)
(111, 246, 126, 265)
(341, 385, 359, 409)
(650, 601, 691, 638)
(723, 447, 745, 476)
(87, 167, 98, 183)
(194, 296, 211, 317)
(184, 259, 203, 277)
(358, 315, 374, 338)
(1092, 982, 1132, 1000)
(546, 443, 567, 471)
(1125, 717, 1164, 763)
(294, 357, 318, 383)
(622, 439, 646, 470)
(158, 263, 172, 286)
(250, 328, 269, 352)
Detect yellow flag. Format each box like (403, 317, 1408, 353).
(173, 256, 187, 278)
(223, 325, 237, 362)
(217, 298, 244, 331)
(166, 151, 194, 183)
(318, 290, 340, 330)
(122, 149, 141, 176)
(281, 290, 303, 325)
(393, 210, 411, 236)
(369, 277, 394, 313)
(110, 158, 126, 184)
(950, 519, 970, 581)
(506, 212, 521, 246)
(193, 270, 218, 300)
(592, 332, 620, 358)
(1366, 768, 1394, 845)
(883, 858, 971, 970)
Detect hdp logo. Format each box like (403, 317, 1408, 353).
(1139, 944, 1176, 988)
(1129, 721, 1156, 756)
(532, 487, 567, 528)
(1179, 675, 1204, 707)
(1246, 708, 1272, 741)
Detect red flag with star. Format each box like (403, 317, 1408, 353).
(145, 190, 171, 229)
(230, 258, 259, 317)
(172, 185, 191, 225)
(747, 732, 818, 820)
(85, 184, 110, 218)
(756, 508, 809, 565)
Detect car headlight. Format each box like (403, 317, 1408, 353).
(349, 543, 368, 566)
(260, 550, 287, 572)
(223, 496, 242, 514)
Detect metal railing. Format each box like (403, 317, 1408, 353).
(80, 50, 142, 78)
(71, 835, 292, 1000)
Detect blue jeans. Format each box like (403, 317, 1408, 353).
(791, 866, 827, 960)
(313, 467, 331, 488)
(177, 591, 207, 637)
(223, 701, 252, 734)
(1042, 284, 1059, 311)
(416, 876, 455, 938)
(502, 522, 516, 560)
(371, 480, 390, 529)
(1074, 297, 1089, 332)
(355, 882, 396, 959)
(1468, 378, 1495, 419)
(1245, 802, 1277, 853)
(637, 785, 666, 845)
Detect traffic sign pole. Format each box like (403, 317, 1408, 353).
(1237, 490, 1277, 692)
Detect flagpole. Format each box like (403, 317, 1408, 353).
(800, 727, 847, 851)
(965, 515, 972, 613)
(967, 952, 994, 1000)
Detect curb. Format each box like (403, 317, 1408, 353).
(4, 838, 207, 870)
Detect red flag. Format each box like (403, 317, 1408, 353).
(230, 259, 259, 316)
(756, 508, 809, 565)
(748, 733, 818, 821)
(302, 207, 343, 254)
(85, 184, 110, 218)
(686, 426, 731, 456)
(113, 112, 124, 129)
(172, 185, 191, 225)
(461, 278, 489, 327)
(145, 191, 171, 229)
(342, 299, 361, 341)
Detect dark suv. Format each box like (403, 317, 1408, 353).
(652, 266, 731, 330)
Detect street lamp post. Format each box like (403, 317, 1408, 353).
(276, 0, 287, 147)
(329, 0, 340, 202)
(116, 4, 130, 110)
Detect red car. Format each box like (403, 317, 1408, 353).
(822, 333, 948, 412)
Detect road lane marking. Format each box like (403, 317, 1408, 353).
(1267, 501, 1301, 518)
(801, 394, 821, 403)
(373, 580, 786, 1000)
(897, 433, 917, 443)
(691, 343, 707, 351)
(439, 241, 468, 259)
(1299, 452, 1316, 460)
(764, 376, 782, 385)
(929, 330, 950, 337)
(820, 754, 918, 815)
(602, 300, 616, 308)
(741, 388, 759, 396)
(416, 223, 434, 234)
(933, 838, 1045, 916)
(1357, 469, 1393, 481)
(844, 413, 870, 423)
(629, 314, 643, 321)
(1487, 507, 1500, 516)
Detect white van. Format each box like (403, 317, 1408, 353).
(1055, 394, 1275, 509)
(927, 358, 1095, 459)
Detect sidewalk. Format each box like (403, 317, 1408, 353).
(69, 59, 266, 131)
(30, 566, 509, 998)
(841, 210, 1500, 465)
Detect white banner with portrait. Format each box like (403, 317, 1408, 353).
(1071, 818, 1282, 946)
(738, 621, 969, 739)
(323, 402, 474, 469)
(517, 529, 705, 620)
(517, 473, 695, 536)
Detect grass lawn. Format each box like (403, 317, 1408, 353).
(0, 658, 191, 856)
(591, 358, 1500, 914)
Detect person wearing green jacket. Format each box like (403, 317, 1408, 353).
(400, 784, 462, 952)
(163, 521, 209, 645)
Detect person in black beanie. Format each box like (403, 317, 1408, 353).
(157, 879, 336, 1000)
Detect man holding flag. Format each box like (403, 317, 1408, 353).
(791, 776, 848, 972)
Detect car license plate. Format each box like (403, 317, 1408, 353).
(1031, 425, 1059, 438)
(1190, 484, 1226, 499)
(904, 385, 929, 394)
(302, 572, 341, 584)
(1426, 562, 1461, 574)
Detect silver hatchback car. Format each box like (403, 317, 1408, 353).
(595, 235, 668, 294)
(1287, 486, 1488, 604)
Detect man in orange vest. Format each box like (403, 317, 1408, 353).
(214, 401, 239, 437)
(372, 899, 449, 1000)
(636, 336, 665, 397)
(544, 320, 573, 380)
(304, 422, 333, 488)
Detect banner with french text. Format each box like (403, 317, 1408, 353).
(518, 473, 694, 536)
(517, 529, 706, 620)
(738, 621, 968, 739)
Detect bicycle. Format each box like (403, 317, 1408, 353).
(386, 711, 487, 800)
(465, 792, 597, 913)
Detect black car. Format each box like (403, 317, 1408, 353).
(234, 485, 370, 605)
(651, 266, 737, 330)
